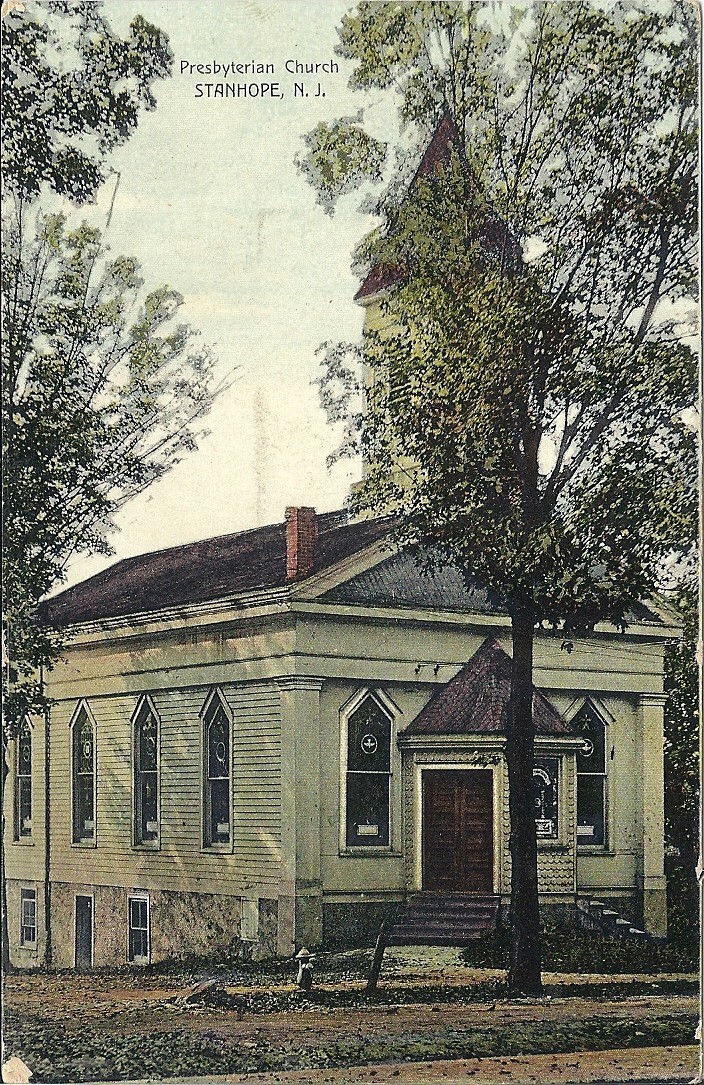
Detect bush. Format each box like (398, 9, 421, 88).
(461, 922, 698, 974)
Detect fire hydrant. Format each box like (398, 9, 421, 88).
(295, 946, 314, 992)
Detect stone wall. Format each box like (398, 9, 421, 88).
(49, 883, 279, 967)
(322, 899, 402, 949)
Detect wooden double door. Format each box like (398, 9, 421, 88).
(422, 770, 494, 892)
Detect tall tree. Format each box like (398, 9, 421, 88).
(300, 1, 698, 993)
(3, 205, 216, 724)
(1, 0, 218, 970)
(2, 0, 172, 204)
(2, 0, 179, 715)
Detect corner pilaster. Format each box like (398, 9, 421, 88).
(639, 693, 667, 937)
(277, 677, 324, 952)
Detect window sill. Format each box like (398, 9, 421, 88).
(11, 839, 35, 847)
(132, 843, 161, 852)
(200, 844, 233, 855)
(339, 848, 403, 858)
(71, 840, 97, 848)
(577, 845, 613, 856)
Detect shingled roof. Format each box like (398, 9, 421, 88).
(403, 638, 574, 737)
(40, 511, 666, 632)
(40, 510, 393, 628)
(355, 112, 458, 302)
(353, 111, 457, 301)
(355, 111, 522, 302)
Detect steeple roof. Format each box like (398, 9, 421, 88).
(355, 110, 459, 302)
(355, 110, 521, 302)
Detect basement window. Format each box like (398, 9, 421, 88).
(128, 896, 150, 964)
(20, 889, 37, 946)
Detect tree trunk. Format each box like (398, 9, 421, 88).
(506, 602, 542, 995)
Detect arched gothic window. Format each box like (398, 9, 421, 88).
(345, 694, 392, 848)
(72, 705, 95, 843)
(575, 703, 608, 847)
(203, 692, 231, 847)
(15, 722, 32, 839)
(133, 698, 159, 846)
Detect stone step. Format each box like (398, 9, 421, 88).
(577, 896, 651, 942)
(388, 932, 489, 946)
(388, 893, 499, 948)
(405, 895, 498, 910)
(392, 919, 495, 936)
(404, 903, 498, 919)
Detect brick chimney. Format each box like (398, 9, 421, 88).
(285, 507, 317, 581)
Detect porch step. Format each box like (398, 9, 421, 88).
(577, 897, 650, 941)
(388, 893, 499, 947)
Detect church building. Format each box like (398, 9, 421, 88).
(5, 504, 675, 967)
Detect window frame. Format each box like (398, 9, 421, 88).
(533, 754, 561, 842)
(14, 721, 33, 841)
(132, 695, 160, 849)
(127, 893, 151, 965)
(20, 888, 37, 947)
(573, 702, 610, 850)
(200, 689, 233, 851)
(70, 701, 97, 847)
(339, 688, 398, 855)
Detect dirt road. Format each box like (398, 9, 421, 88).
(2, 955, 698, 1084)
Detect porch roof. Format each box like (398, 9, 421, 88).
(404, 638, 574, 737)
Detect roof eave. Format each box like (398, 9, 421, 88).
(47, 585, 293, 644)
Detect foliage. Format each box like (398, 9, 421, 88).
(296, 118, 386, 215)
(2, 0, 172, 205)
(0, 1, 217, 752)
(663, 574, 699, 944)
(356, 171, 697, 628)
(2, 205, 216, 732)
(308, 2, 698, 630)
(461, 922, 698, 975)
(302, 0, 698, 992)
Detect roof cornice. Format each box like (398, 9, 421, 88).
(288, 600, 678, 640)
(59, 588, 292, 645)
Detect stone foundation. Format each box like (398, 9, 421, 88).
(48, 883, 279, 968)
(322, 899, 403, 949)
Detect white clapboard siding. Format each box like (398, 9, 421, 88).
(48, 682, 282, 896)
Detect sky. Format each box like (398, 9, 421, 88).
(44, 0, 699, 590)
(62, 0, 392, 587)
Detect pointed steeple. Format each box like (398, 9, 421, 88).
(355, 110, 462, 302)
